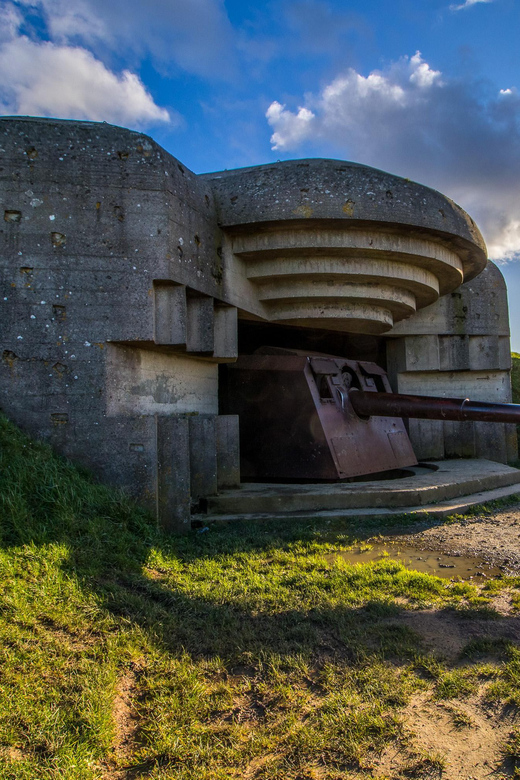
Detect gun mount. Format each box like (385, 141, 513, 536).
(223, 347, 520, 482)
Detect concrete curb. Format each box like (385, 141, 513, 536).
(195, 460, 520, 526)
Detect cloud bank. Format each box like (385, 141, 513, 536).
(0, 35, 171, 125)
(15, 0, 235, 78)
(0, 1, 179, 127)
(266, 52, 520, 262)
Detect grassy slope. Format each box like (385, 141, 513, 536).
(1, 414, 520, 779)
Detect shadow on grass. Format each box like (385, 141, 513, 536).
(2, 414, 520, 778)
(2, 413, 520, 665)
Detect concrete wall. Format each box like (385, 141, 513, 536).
(0, 117, 239, 531)
(204, 159, 487, 336)
(386, 262, 517, 462)
(0, 117, 515, 531)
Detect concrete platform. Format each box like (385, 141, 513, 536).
(197, 460, 520, 525)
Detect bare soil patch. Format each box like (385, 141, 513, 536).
(364, 503, 520, 778)
(395, 505, 520, 574)
(373, 689, 518, 780)
(395, 609, 520, 660)
(101, 662, 143, 780)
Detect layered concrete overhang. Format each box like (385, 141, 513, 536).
(202, 160, 487, 334)
(1, 116, 514, 532)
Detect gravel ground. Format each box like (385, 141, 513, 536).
(395, 502, 520, 574)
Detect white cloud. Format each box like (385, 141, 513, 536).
(0, 3, 23, 42)
(0, 34, 171, 127)
(268, 52, 442, 152)
(266, 52, 520, 262)
(267, 51, 442, 150)
(15, 0, 236, 79)
(408, 51, 442, 88)
(266, 101, 316, 150)
(450, 0, 494, 10)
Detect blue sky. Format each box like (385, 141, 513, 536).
(2, 0, 520, 347)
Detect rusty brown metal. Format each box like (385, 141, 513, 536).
(222, 346, 520, 483)
(349, 391, 520, 423)
(222, 348, 418, 481)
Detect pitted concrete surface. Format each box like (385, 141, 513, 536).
(203, 159, 487, 277)
(203, 158, 488, 334)
(0, 116, 515, 530)
(202, 459, 520, 520)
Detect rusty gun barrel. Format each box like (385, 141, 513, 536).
(349, 391, 520, 424)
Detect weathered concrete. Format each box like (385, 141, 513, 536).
(203, 159, 486, 335)
(203, 159, 487, 266)
(386, 261, 516, 462)
(195, 481, 520, 527)
(388, 261, 509, 337)
(156, 415, 191, 532)
(201, 459, 520, 519)
(216, 415, 240, 489)
(189, 415, 218, 501)
(0, 117, 239, 524)
(0, 116, 516, 530)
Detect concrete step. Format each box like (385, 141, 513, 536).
(203, 460, 520, 517)
(194, 481, 520, 527)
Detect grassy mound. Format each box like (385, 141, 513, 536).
(512, 353, 520, 403)
(0, 414, 520, 779)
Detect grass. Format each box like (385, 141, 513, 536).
(1, 414, 520, 778)
(511, 353, 520, 404)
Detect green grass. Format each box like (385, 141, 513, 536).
(1, 414, 520, 779)
(511, 353, 520, 404)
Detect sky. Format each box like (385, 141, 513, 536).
(1, 0, 520, 347)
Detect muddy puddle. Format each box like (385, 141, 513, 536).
(326, 543, 502, 580)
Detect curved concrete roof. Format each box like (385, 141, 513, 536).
(0, 117, 488, 336)
(202, 159, 487, 282)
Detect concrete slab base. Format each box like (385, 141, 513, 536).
(195, 459, 520, 525)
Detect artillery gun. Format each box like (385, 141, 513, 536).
(223, 347, 520, 482)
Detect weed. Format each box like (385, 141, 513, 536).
(461, 637, 512, 660)
(403, 750, 447, 777)
(503, 727, 520, 772)
(447, 705, 475, 728)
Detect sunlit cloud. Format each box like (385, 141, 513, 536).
(0, 18, 172, 127)
(266, 52, 520, 262)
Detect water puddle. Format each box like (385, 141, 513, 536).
(326, 543, 502, 580)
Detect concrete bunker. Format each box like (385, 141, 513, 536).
(1, 116, 519, 531)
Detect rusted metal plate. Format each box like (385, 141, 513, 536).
(223, 349, 418, 481)
(387, 430, 417, 466)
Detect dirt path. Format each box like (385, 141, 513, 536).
(364, 504, 520, 778)
(372, 689, 519, 780)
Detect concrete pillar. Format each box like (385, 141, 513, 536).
(189, 415, 218, 500)
(156, 415, 191, 533)
(154, 281, 187, 346)
(216, 415, 240, 488)
(214, 304, 238, 360)
(186, 292, 214, 353)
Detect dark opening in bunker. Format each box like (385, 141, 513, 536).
(219, 320, 419, 485)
